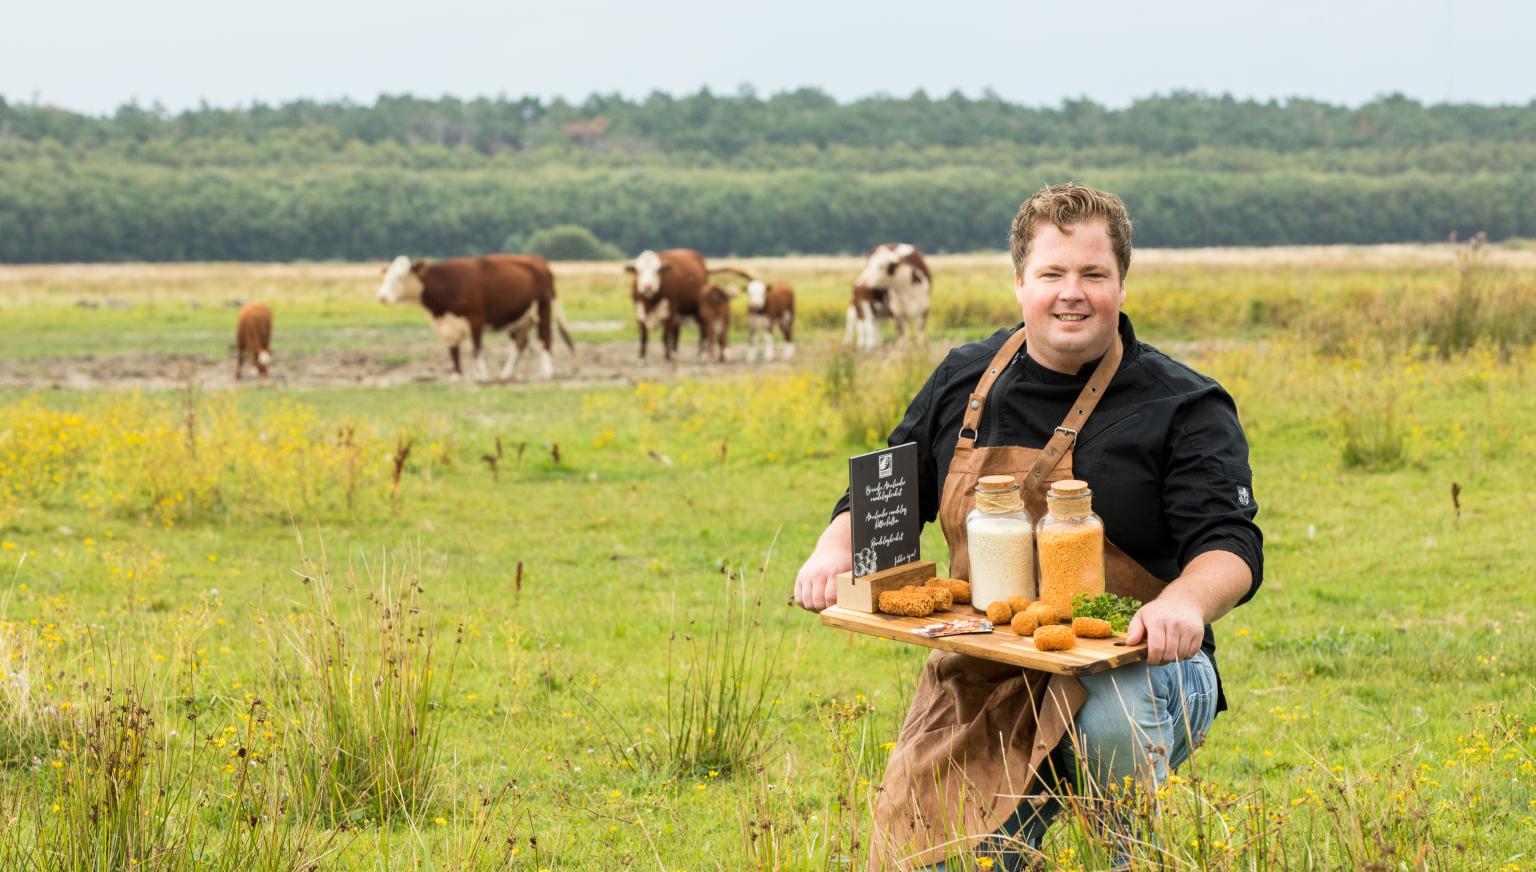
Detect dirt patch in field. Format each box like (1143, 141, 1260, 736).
(0, 336, 805, 392)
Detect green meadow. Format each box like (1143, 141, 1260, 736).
(1, 247, 1534, 870)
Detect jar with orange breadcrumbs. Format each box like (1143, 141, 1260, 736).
(1035, 479, 1105, 613)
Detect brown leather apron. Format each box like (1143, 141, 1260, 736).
(869, 329, 1166, 868)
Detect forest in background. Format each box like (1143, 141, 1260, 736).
(3, 89, 1534, 262)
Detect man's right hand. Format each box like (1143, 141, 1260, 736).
(793, 512, 852, 612)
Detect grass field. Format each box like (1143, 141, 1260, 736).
(1, 246, 1534, 870)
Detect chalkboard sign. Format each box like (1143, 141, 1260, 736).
(848, 442, 921, 579)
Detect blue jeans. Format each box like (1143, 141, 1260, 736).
(933, 651, 1219, 871)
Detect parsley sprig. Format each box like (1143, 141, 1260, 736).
(1069, 593, 1141, 634)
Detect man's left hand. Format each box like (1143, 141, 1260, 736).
(1125, 594, 1205, 665)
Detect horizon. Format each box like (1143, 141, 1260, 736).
(7, 85, 1536, 120)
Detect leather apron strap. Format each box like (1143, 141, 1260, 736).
(1023, 335, 1122, 496)
(955, 330, 1124, 489)
(956, 328, 1030, 451)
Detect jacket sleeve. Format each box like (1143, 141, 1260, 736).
(1161, 385, 1265, 605)
(830, 358, 946, 525)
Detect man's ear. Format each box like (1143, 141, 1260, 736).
(1117, 280, 1127, 307)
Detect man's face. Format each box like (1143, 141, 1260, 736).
(1014, 220, 1126, 374)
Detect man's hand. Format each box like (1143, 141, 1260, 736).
(794, 513, 852, 612)
(1125, 549, 1252, 664)
(1125, 594, 1205, 664)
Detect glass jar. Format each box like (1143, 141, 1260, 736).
(965, 474, 1036, 609)
(1036, 479, 1105, 613)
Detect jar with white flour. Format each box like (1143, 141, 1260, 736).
(965, 474, 1036, 609)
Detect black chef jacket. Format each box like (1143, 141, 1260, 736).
(832, 314, 1263, 713)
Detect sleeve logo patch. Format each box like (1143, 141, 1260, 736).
(1237, 485, 1251, 506)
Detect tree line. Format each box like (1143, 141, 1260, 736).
(1, 89, 1531, 262)
(6, 90, 1534, 156)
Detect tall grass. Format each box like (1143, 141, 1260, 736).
(822, 345, 937, 448)
(4, 676, 344, 872)
(588, 556, 800, 782)
(1337, 389, 1408, 472)
(981, 752, 1457, 871)
(0, 561, 65, 767)
(39, 683, 180, 868)
(0, 394, 410, 527)
(268, 536, 461, 825)
(660, 562, 799, 778)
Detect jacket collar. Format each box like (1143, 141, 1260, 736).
(1014, 313, 1139, 385)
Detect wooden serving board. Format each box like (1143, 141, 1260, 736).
(820, 605, 1147, 676)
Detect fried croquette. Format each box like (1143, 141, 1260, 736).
(1023, 602, 1065, 627)
(1071, 616, 1113, 638)
(1006, 595, 1032, 613)
(984, 601, 1014, 624)
(921, 585, 954, 610)
(1009, 611, 1039, 636)
(878, 586, 936, 618)
(926, 577, 972, 603)
(1033, 624, 1076, 651)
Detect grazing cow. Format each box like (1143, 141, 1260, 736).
(625, 249, 753, 361)
(846, 243, 932, 348)
(376, 254, 575, 380)
(697, 284, 734, 362)
(744, 280, 795, 361)
(234, 301, 273, 380)
(846, 282, 887, 347)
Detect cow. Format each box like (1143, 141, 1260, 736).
(625, 249, 753, 361)
(234, 301, 273, 380)
(846, 243, 932, 349)
(744, 280, 795, 362)
(376, 254, 575, 380)
(697, 284, 734, 362)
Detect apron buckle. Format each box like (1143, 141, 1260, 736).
(1054, 426, 1078, 448)
(958, 426, 978, 441)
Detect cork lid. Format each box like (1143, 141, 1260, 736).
(1048, 479, 1090, 497)
(976, 474, 1018, 492)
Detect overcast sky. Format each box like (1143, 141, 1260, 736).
(5, 0, 1533, 115)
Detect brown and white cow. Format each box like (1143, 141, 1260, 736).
(846, 243, 932, 348)
(697, 284, 733, 362)
(234, 301, 273, 380)
(376, 254, 575, 380)
(626, 249, 752, 361)
(744, 280, 795, 361)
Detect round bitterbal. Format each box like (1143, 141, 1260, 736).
(1033, 624, 1077, 651)
(1023, 601, 1065, 627)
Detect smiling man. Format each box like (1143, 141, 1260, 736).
(794, 183, 1263, 868)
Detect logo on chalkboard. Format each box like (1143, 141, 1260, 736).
(848, 443, 921, 578)
(853, 547, 879, 577)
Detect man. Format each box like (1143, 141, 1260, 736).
(793, 183, 1262, 868)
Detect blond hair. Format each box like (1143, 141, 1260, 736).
(1009, 183, 1133, 279)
